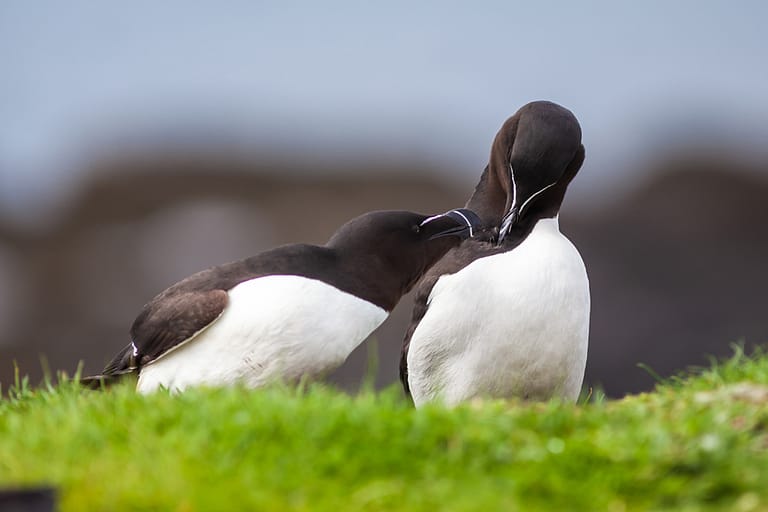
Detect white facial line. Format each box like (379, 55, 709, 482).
(131, 341, 139, 357)
(519, 182, 557, 215)
(496, 163, 518, 244)
(508, 163, 518, 212)
(451, 210, 474, 237)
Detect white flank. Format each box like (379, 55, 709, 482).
(407, 217, 590, 406)
(137, 275, 387, 393)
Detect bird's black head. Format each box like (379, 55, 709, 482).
(466, 100, 585, 243)
(326, 208, 483, 308)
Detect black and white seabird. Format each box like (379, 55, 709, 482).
(84, 208, 481, 393)
(400, 101, 590, 406)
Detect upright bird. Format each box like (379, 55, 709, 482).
(401, 101, 589, 406)
(84, 208, 481, 393)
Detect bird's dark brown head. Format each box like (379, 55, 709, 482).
(467, 101, 585, 242)
(326, 208, 483, 309)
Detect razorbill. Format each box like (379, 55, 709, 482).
(83, 208, 482, 393)
(401, 101, 590, 406)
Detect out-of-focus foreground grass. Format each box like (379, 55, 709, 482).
(1, 347, 767, 511)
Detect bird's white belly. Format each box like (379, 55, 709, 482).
(137, 275, 387, 393)
(407, 217, 590, 406)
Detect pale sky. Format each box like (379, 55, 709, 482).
(1, 1, 767, 221)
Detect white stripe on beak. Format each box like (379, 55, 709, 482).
(451, 210, 474, 237)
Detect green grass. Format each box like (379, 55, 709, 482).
(1, 347, 767, 511)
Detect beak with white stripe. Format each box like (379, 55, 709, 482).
(420, 208, 483, 240)
(401, 101, 591, 407)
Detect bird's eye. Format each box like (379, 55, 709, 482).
(412, 224, 421, 234)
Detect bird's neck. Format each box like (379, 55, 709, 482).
(332, 250, 404, 312)
(501, 210, 561, 250)
(465, 164, 508, 228)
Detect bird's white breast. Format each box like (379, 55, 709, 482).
(137, 275, 387, 393)
(407, 217, 590, 406)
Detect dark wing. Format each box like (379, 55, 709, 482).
(128, 289, 229, 366)
(101, 343, 136, 375)
(400, 237, 502, 397)
(81, 243, 336, 389)
(399, 274, 440, 397)
(80, 290, 228, 389)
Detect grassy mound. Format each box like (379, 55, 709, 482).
(1, 347, 767, 511)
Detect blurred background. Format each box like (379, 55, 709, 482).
(1, 1, 766, 397)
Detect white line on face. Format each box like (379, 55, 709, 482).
(496, 163, 519, 244)
(497, 178, 557, 245)
(520, 181, 557, 216)
(508, 162, 517, 213)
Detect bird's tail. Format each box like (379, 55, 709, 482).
(79, 343, 138, 390)
(78, 370, 136, 390)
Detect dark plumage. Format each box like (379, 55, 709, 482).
(83, 209, 482, 390)
(400, 101, 587, 401)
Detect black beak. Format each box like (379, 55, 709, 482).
(497, 207, 518, 244)
(497, 180, 558, 244)
(421, 208, 483, 240)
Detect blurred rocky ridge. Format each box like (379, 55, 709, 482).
(0, 152, 765, 396)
